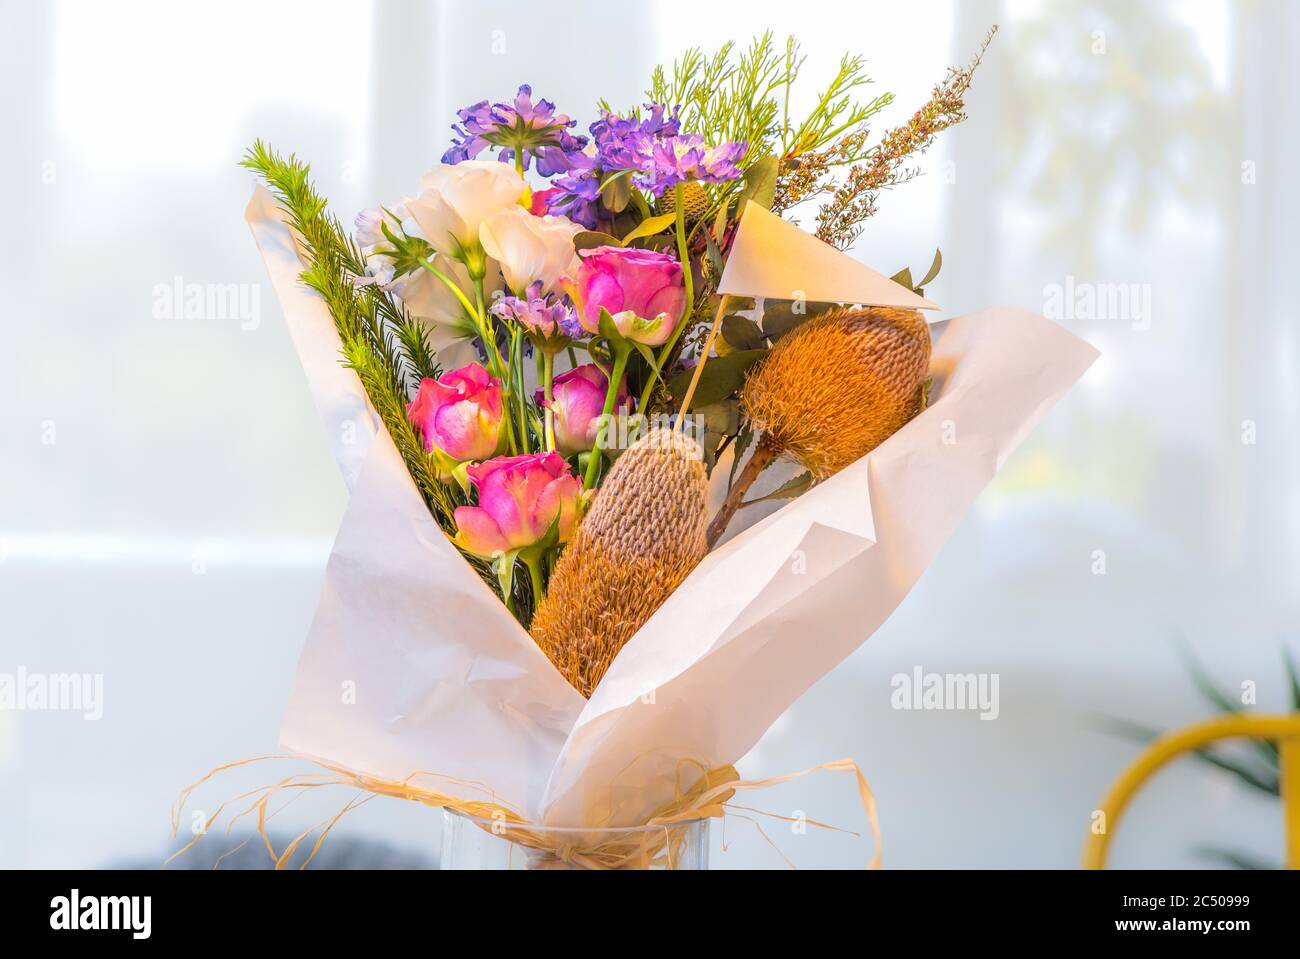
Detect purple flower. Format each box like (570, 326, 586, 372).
(589, 104, 682, 172)
(489, 282, 583, 350)
(443, 85, 587, 173)
(537, 103, 745, 222)
(638, 134, 747, 196)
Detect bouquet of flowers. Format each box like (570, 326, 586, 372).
(179, 29, 1097, 868)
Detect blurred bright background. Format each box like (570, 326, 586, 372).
(2, 0, 1297, 868)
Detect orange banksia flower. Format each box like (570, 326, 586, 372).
(531, 428, 710, 698)
(742, 306, 931, 479)
(707, 306, 931, 546)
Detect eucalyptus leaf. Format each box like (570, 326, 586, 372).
(575, 230, 622, 253)
(666, 349, 766, 409)
(762, 298, 835, 341)
(712, 200, 730, 241)
(721, 314, 765, 351)
(696, 398, 740, 435)
(640, 234, 677, 253)
(739, 153, 779, 211)
(601, 172, 632, 213)
(694, 401, 739, 474)
(596, 169, 632, 194)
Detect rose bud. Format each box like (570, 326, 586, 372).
(572, 246, 685, 346)
(452, 452, 582, 557)
(406, 363, 505, 471)
(534, 363, 631, 457)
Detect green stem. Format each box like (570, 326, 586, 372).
(510, 328, 528, 453)
(541, 351, 556, 452)
(583, 347, 630, 489)
(637, 186, 694, 410)
(470, 275, 516, 454)
(420, 257, 481, 327)
(472, 277, 508, 379)
(522, 552, 545, 609)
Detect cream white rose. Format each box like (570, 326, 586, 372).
(479, 205, 582, 296)
(405, 160, 526, 258)
(393, 254, 504, 350)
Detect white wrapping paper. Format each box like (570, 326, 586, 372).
(248, 186, 1098, 827)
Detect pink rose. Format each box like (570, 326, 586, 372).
(453, 452, 582, 557)
(406, 363, 504, 465)
(534, 363, 631, 457)
(572, 246, 686, 346)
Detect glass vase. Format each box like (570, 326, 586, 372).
(439, 808, 710, 870)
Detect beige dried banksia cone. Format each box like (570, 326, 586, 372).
(531, 427, 710, 698)
(654, 181, 711, 223)
(707, 306, 932, 546)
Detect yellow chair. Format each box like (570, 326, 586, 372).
(1082, 713, 1300, 869)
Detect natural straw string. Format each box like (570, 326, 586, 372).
(169, 754, 882, 870)
(674, 293, 731, 430)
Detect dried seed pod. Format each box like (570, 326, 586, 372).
(530, 428, 710, 698)
(707, 306, 931, 546)
(654, 181, 711, 223)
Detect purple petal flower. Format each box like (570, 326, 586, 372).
(637, 134, 747, 196)
(489, 282, 584, 348)
(442, 85, 587, 172)
(536, 102, 744, 221)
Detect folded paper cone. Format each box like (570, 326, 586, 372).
(717, 202, 939, 311)
(532, 428, 710, 698)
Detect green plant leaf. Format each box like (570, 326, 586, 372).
(1192, 846, 1278, 870)
(666, 349, 766, 409)
(596, 169, 632, 195)
(1176, 640, 1279, 765)
(1283, 645, 1300, 711)
(631, 340, 659, 373)
(601, 172, 632, 213)
(743, 470, 812, 506)
(495, 549, 521, 606)
(918, 248, 943, 288)
(761, 298, 834, 341)
(620, 211, 678, 246)
(739, 154, 779, 211)
(705, 230, 724, 276)
(690, 400, 740, 473)
(890, 266, 914, 290)
(712, 200, 730, 242)
(575, 230, 622, 253)
(1094, 712, 1279, 797)
(721, 314, 765, 350)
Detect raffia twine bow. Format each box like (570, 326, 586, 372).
(169, 755, 881, 870)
